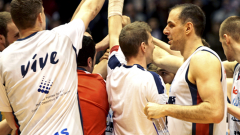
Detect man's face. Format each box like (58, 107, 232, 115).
(6, 22, 19, 47)
(146, 32, 155, 64)
(157, 69, 175, 84)
(163, 8, 185, 51)
(219, 35, 235, 61)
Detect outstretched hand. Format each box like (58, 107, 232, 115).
(144, 102, 167, 120)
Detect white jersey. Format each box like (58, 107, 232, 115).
(168, 46, 227, 135)
(107, 45, 168, 135)
(0, 19, 85, 135)
(229, 63, 240, 135)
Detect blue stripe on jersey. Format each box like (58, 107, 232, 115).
(17, 32, 38, 41)
(108, 55, 121, 70)
(0, 111, 2, 121)
(227, 97, 231, 104)
(123, 64, 144, 71)
(149, 71, 165, 94)
(202, 49, 223, 82)
(185, 66, 198, 105)
(77, 92, 84, 135)
(192, 123, 196, 135)
(72, 45, 78, 64)
(234, 63, 239, 72)
(209, 124, 213, 135)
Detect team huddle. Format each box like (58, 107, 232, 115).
(0, 0, 239, 135)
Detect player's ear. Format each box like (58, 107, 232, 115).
(140, 42, 147, 53)
(0, 34, 6, 47)
(185, 22, 193, 35)
(87, 57, 93, 68)
(37, 12, 43, 23)
(223, 34, 230, 45)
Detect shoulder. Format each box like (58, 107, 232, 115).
(191, 50, 221, 68)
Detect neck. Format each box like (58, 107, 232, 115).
(232, 42, 240, 63)
(78, 66, 90, 72)
(127, 56, 147, 69)
(19, 27, 42, 39)
(181, 36, 203, 61)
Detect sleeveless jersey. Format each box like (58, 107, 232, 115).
(168, 46, 227, 135)
(229, 63, 240, 135)
(0, 19, 85, 135)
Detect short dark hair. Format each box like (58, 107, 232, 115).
(0, 12, 12, 38)
(10, 0, 43, 30)
(170, 4, 206, 37)
(119, 21, 152, 61)
(77, 36, 96, 67)
(220, 16, 240, 42)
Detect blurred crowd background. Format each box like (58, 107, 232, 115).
(2, 0, 240, 61)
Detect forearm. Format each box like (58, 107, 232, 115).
(71, 0, 85, 21)
(96, 35, 109, 52)
(93, 59, 108, 79)
(74, 0, 105, 29)
(153, 55, 183, 73)
(228, 103, 240, 120)
(0, 119, 12, 135)
(109, 16, 122, 49)
(153, 37, 181, 57)
(3, 112, 17, 131)
(164, 103, 224, 123)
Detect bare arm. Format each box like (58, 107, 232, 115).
(153, 37, 182, 57)
(71, 0, 85, 21)
(228, 103, 240, 120)
(153, 46, 183, 74)
(145, 52, 224, 123)
(3, 112, 17, 131)
(0, 119, 12, 135)
(109, 15, 122, 49)
(93, 49, 110, 79)
(223, 61, 238, 78)
(73, 0, 105, 30)
(227, 78, 233, 101)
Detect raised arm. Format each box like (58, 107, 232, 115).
(73, 0, 105, 30)
(108, 0, 124, 49)
(153, 45, 183, 74)
(153, 37, 182, 57)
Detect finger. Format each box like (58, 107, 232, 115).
(144, 107, 148, 116)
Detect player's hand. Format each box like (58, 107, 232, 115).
(100, 49, 110, 61)
(122, 15, 131, 27)
(144, 102, 166, 120)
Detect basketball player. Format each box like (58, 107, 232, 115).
(107, 0, 168, 134)
(219, 16, 240, 135)
(144, 4, 227, 134)
(0, 11, 19, 56)
(0, 0, 105, 134)
(0, 11, 19, 135)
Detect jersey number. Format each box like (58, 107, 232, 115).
(234, 131, 240, 135)
(54, 128, 69, 135)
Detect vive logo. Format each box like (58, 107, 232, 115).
(38, 76, 53, 94)
(21, 51, 59, 78)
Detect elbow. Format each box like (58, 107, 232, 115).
(212, 110, 224, 123)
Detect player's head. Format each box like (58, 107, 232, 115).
(0, 12, 19, 51)
(119, 21, 154, 64)
(219, 16, 240, 61)
(148, 64, 175, 84)
(163, 4, 206, 51)
(77, 36, 96, 73)
(10, 0, 45, 31)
